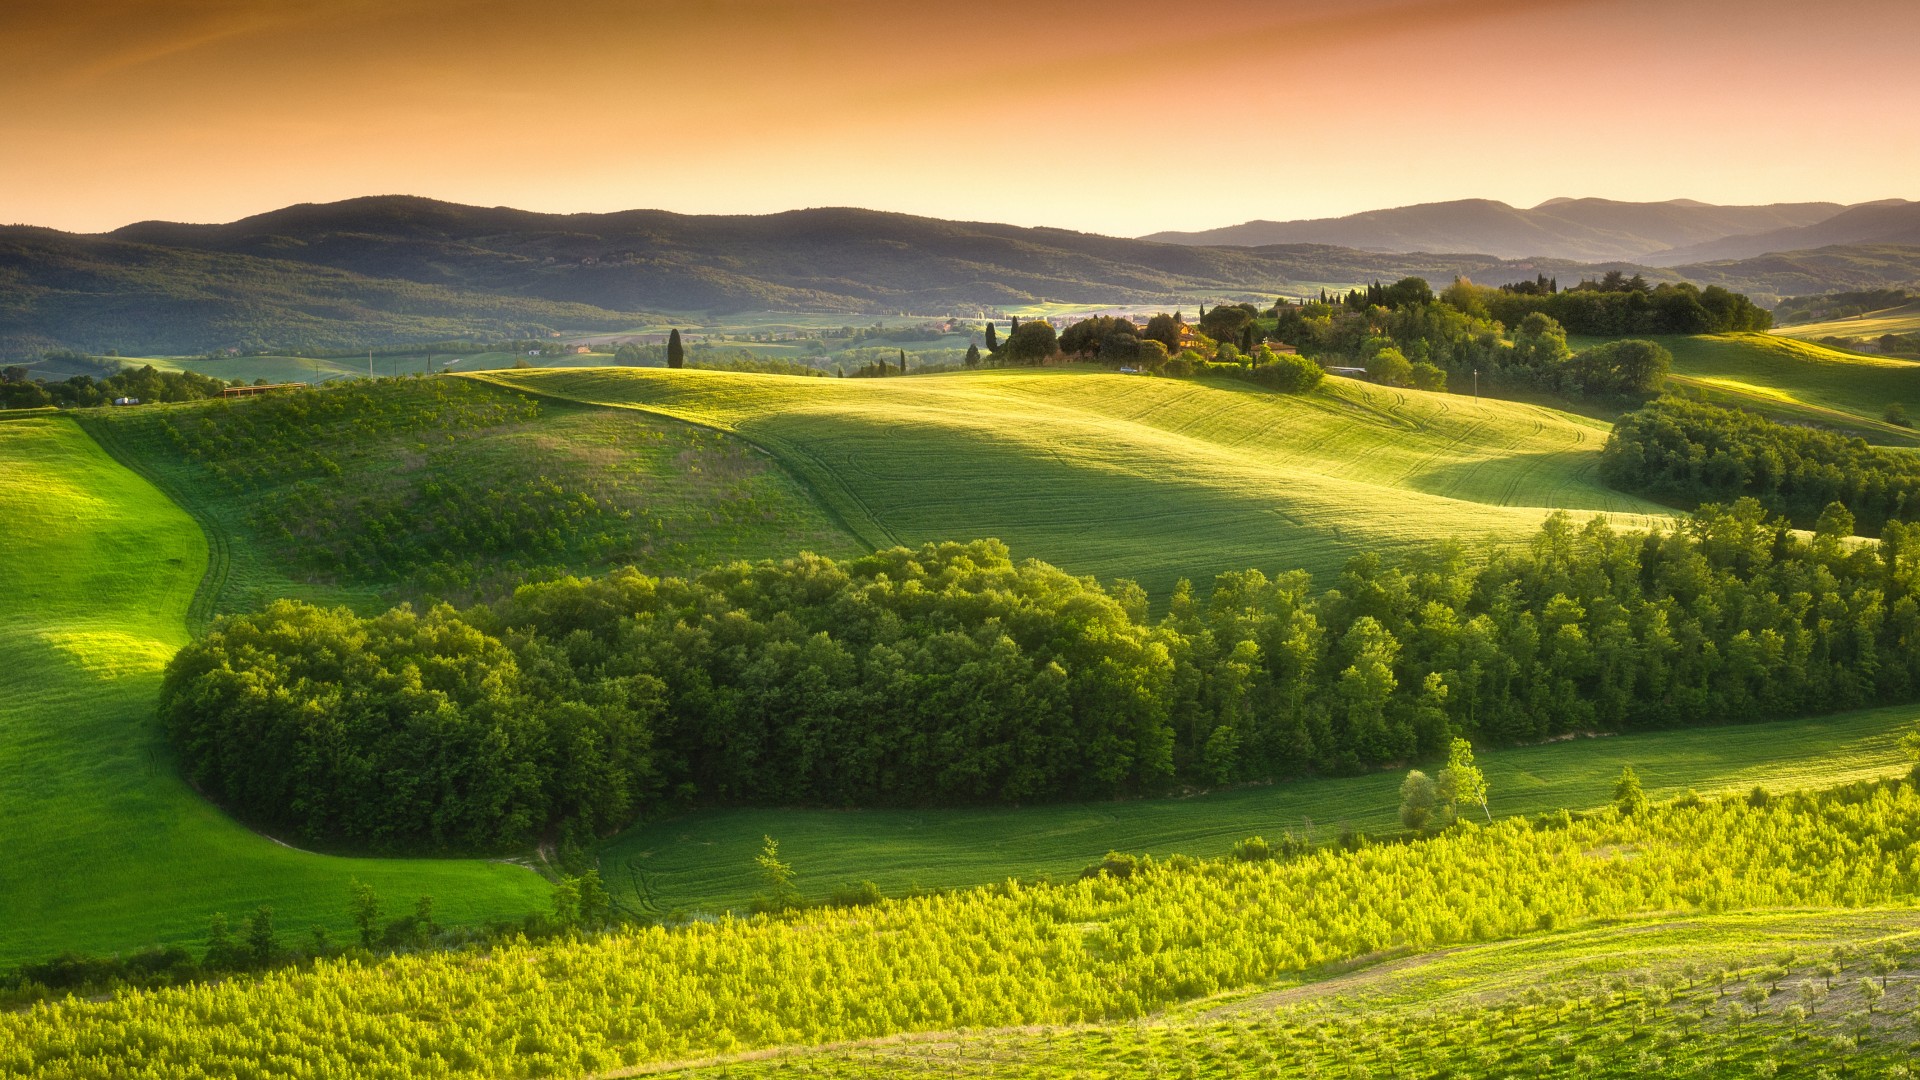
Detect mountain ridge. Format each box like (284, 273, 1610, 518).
(1144, 197, 1859, 261)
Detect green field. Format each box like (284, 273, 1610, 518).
(1581, 332, 1920, 444)
(1776, 301, 1920, 341)
(600, 702, 1918, 916)
(657, 907, 1920, 1079)
(77, 378, 857, 619)
(475, 366, 1668, 598)
(0, 417, 550, 964)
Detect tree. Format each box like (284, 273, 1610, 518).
(1365, 346, 1414, 386)
(965, 343, 981, 367)
(577, 869, 613, 929)
(349, 879, 381, 947)
(1559, 339, 1670, 397)
(1614, 765, 1648, 816)
(666, 329, 685, 370)
(1409, 361, 1448, 392)
(552, 875, 581, 927)
(898, 349, 907, 375)
(984, 322, 999, 354)
(1399, 770, 1439, 831)
(1142, 313, 1182, 353)
(1001, 320, 1059, 365)
(415, 895, 437, 942)
(244, 906, 276, 965)
(756, 835, 797, 908)
(1437, 738, 1490, 823)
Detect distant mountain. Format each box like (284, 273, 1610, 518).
(0, 196, 1658, 354)
(1144, 199, 1847, 262)
(1646, 201, 1920, 265)
(6, 196, 1919, 356)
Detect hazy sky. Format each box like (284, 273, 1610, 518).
(4, 0, 1916, 234)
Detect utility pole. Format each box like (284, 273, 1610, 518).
(368, 348, 373, 379)
(1473, 368, 1479, 399)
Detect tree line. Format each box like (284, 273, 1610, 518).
(0, 361, 231, 409)
(163, 502, 1920, 853)
(1601, 397, 1920, 534)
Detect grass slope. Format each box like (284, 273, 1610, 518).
(77, 377, 858, 618)
(1585, 332, 1920, 444)
(599, 703, 1917, 916)
(0, 417, 548, 964)
(1778, 301, 1920, 341)
(653, 907, 1920, 1079)
(475, 366, 1668, 598)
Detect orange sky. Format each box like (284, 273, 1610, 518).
(3, 0, 1916, 234)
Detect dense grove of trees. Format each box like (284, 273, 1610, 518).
(1483, 274, 1773, 337)
(0, 361, 229, 409)
(1602, 397, 1920, 533)
(1271, 281, 1679, 397)
(10, 777, 1920, 1078)
(165, 503, 1920, 851)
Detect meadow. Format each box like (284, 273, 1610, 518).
(1583, 332, 1920, 444)
(1775, 300, 1920, 342)
(601, 702, 1918, 916)
(76, 377, 857, 619)
(474, 366, 1668, 597)
(0, 416, 549, 965)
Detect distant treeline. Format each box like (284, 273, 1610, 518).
(0, 362, 229, 409)
(165, 506, 1920, 852)
(1774, 289, 1916, 325)
(1602, 397, 1920, 533)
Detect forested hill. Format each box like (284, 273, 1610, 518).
(6, 195, 1919, 355)
(1143, 198, 1848, 262)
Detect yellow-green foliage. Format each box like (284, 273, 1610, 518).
(474, 367, 1667, 594)
(8, 779, 1920, 1078)
(658, 910, 1920, 1080)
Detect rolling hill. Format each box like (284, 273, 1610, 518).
(0, 415, 549, 964)
(1143, 198, 1847, 261)
(472, 365, 1669, 597)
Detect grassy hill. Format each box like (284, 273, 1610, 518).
(0, 416, 550, 964)
(1611, 332, 1920, 443)
(597, 700, 1917, 916)
(1776, 300, 1920, 341)
(76, 377, 857, 619)
(475, 366, 1669, 598)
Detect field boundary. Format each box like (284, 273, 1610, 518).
(74, 412, 230, 635)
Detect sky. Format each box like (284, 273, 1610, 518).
(3, 0, 1916, 235)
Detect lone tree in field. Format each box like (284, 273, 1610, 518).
(1399, 770, 1439, 831)
(965, 343, 981, 367)
(348, 879, 381, 947)
(898, 349, 907, 375)
(1614, 764, 1648, 816)
(1437, 738, 1490, 823)
(756, 835, 797, 909)
(666, 328, 685, 369)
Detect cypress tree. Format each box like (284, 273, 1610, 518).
(666, 328, 685, 369)
(985, 323, 999, 353)
(899, 349, 907, 375)
(965, 343, 980, 367)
